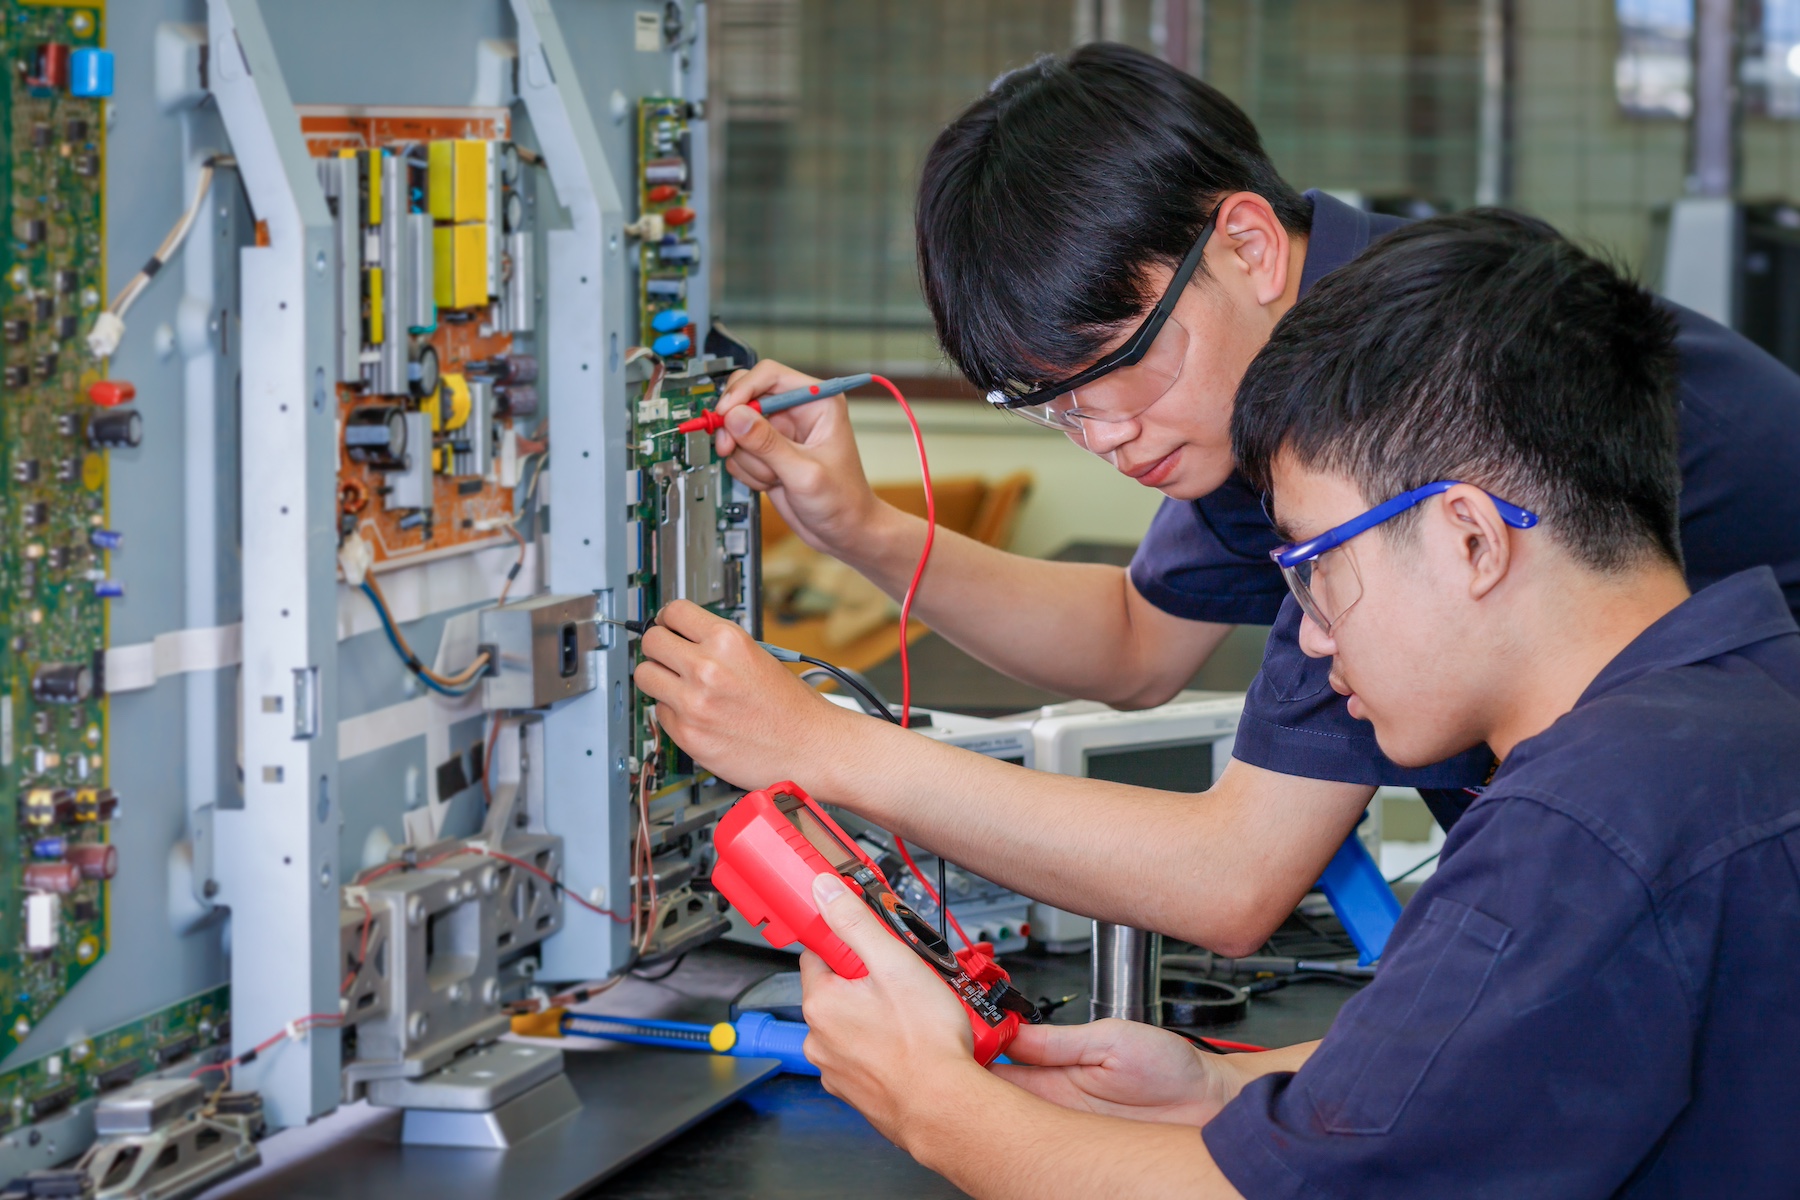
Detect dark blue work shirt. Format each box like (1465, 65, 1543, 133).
(1203, 568, 1800, 1197)
(1130, 190, 1800, 820)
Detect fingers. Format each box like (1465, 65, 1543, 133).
(1001, 1021, 1112, 1067)
(652, 598, 740, 642)
(811, 874, 916, 974)
(717, 405, 820, 490)
(717, 360, 820, 411)
(723, 453, 780, 493)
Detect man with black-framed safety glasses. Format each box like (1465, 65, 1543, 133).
(984, 209, 1219, 445)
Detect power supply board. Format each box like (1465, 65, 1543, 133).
(0, 0, 121, 1066)
(302, 108, 537, 571)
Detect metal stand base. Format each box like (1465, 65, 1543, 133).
(400, 1074, 580, 1150)
(366, 1042, 565, 1113)
(204, 1048, 780, 1200)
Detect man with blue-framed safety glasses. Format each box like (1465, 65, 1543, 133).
(1271, 482, 1538, 634)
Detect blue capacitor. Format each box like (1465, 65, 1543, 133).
(651, 309, 689, 333)
(70, 49, 114, 98)
(89, 529, 122, 551)
(652, 332, 691, 357)
(30, 838, 64, 859)
(94, 580, 123, 599)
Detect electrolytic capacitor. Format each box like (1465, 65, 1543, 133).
(345, 407, 408, 468)
(66, 843, 117, 881)
(86, 408, 142, 449)
(498, 385, 538, 418)
(31, 663, 91, 704)
(23, 863, 82, 895)
(410, 344, 440, 400)
(502, 355, 538, 385)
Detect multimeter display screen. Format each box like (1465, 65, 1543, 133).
(775, 792, 860, 873)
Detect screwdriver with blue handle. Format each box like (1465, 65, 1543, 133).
(652, 373, 875, 439)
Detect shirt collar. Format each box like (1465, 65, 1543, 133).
(1296, 189, 1379, 298)
(1578, 567, 1799, 707)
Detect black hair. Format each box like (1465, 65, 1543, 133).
(916, 42, 1311, 394)
(1232, 209, 1683, 572)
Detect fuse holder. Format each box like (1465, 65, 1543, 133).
(87, 380, 135, 407)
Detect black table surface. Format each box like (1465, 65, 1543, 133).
(585, 940, 1355, 1199)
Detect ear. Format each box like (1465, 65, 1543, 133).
(1438, 485, 1514, 601)
(1208, 191, 1293, 309)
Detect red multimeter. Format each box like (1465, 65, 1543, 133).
(712, 781, 1040, 1065)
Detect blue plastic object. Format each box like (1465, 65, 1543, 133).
(1316, 825, 1401, 966)
(30, 839, 64, 860)
(651, 331, 691, 357)
(561, 1010, 819, 1076)
(650, 308, 689, 333)
(70, 49, 114, 98)
(89, 529, 122, 551)
(93, 580, 123, 599)
(727, 1011, 817, 1076)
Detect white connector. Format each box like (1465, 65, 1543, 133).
(623, 213, 665, 241)
(86, 311, 124, 359)
(337, 530, 374, 587)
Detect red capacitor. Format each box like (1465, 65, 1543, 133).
(28, 44, 70, 92)
(646, 184, 679, 203)
(88, 380, 135, 407)
(712, 782, 1024, 1066)
(66, 843, 117, 881)
(23, 862, 81, 895)
(662, 206, 696, 228)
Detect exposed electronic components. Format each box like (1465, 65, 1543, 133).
(303, 110, 534, 567)
(636, 100, 699, 362)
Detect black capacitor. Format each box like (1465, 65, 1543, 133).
(86, 408, 141, 449)
(32, 663, 91, 704)
(498, 384, 538, 418)
(502, 355, 538, 385)
(345, 406, 408, 468)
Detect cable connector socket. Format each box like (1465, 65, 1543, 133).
(338, 530, 374, 587)
(86, 311, 124, 359)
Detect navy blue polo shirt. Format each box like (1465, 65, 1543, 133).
(1130, 190, 1800, 821)
(1203, 567, 1800, 1196)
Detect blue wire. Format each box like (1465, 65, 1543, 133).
(360, 581, 481, 698)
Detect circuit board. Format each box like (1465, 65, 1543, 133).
(0, 984, 228, 1130)
(299, 108, 534, 569)
(0, 0, 117, 1064)
(635, 98, 699, 360)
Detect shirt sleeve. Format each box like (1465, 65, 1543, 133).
(1128, 476, 1289, 625)
(1202, 799, 1692, 1199)
(1231, 595, 1495, 790)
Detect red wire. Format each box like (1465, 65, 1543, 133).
(1199, 1037, 1268, 1053)
(859, 375, 974, 951)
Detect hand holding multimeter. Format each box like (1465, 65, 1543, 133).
(712, 782, 1042, 1065)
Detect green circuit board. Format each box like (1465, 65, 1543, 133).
(0, 985, 228, 1130)
(626, 369, 755, 798)
(0, 0, 115, 1060)
(636, 97, 697, 356)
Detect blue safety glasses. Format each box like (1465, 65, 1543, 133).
(1269, 480, 1539, 632)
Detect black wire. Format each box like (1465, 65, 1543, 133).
(630, 953, 687, 982)
(1387, 851, 1440, 886)
(1168, 1028, 1228, 1054)
(796, 655, 901, 724)
(937, 856, 949, 942)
